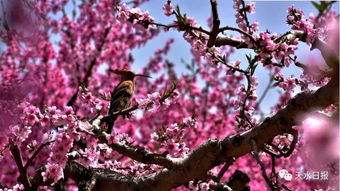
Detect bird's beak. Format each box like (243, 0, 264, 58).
(135, 74, 151, 78)
(108, 69, 120, 74)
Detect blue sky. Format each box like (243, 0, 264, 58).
(131, 1, 339, 113)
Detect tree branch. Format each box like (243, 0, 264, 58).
(215, 158, 235, 183)
(218, 26, 256, 44)
(101, 105, 139, 124)
(215, 29, 333, 60)
(96, 133, 180, 169)
(215, 36, 247, 48)
(251, 139, 275, 190)
(9, 141, 32, 190)
(212, 170, 250, 191)
(24, 141, 54, 170)
(224, 170, 250, 191)
(51, 72, 338, 191)
(207, 0, 220, 47)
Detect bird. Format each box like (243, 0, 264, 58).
(106, 69, 150, 133)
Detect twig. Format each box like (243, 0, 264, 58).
(237, 56, 259, 128)
(270, 154, 276, 179)
(240, 0, 251, 32)
(101, 105, 139, 125)
(151, 22, 211, 35)
(215, 158, 235, 182)
(189, 31, 247, 74)
(250, 139, 275, 191)
(262, 129, 298, 158)
(282, 129, 298, 158)
(281, 184, 292, 191)
(216, 29, 331, 60)
(207, 0, 220, 47)
(219, 26, 256, 44)
(24, 141, 54, 170)
(0, 144, 9, 156)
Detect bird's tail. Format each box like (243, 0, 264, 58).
(106, 115, 117, 134)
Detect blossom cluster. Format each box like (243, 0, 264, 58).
(150, 117, 197, 157)
(79, 87, 105, 114)
(117, 4, 155, 30)
(188, 180, 216, 191)
(287, 6, 318, 45)
(136, 88, 179, 112)
(0, 184, 24, 191)
(256, 32, 298, 67)
(162, 0, 174, 17)
(230, 75, 258, 128)
(233, 0, 256, 32)
(136, 92, 162, 111)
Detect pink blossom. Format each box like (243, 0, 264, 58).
(136, 92, 161, 111)
(162, 2, 173, 17)
(12, 184, 24, 191)
(300, 115, 339, 167)
(251, 21, 259, 32)
(42, 163, 64, 182)
(246, 2, 255, 14)
(287, 6, 318, 44)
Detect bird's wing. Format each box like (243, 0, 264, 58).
(109, 81, 134, 114)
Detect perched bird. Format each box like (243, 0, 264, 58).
(107, 69, 150, 133)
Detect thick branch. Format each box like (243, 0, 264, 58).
(215, 36, 247, 48)
(9, 142, 32, 190)
(219, 71, 338, 160)
(62, 71, 338, 191)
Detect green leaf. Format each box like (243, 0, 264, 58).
(311, 1, 322, 12)
(175, 5, 182, 21)
(251, 63, 258, 75)
(175, 5, 181, 15)
(79, 83, 88, 91)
